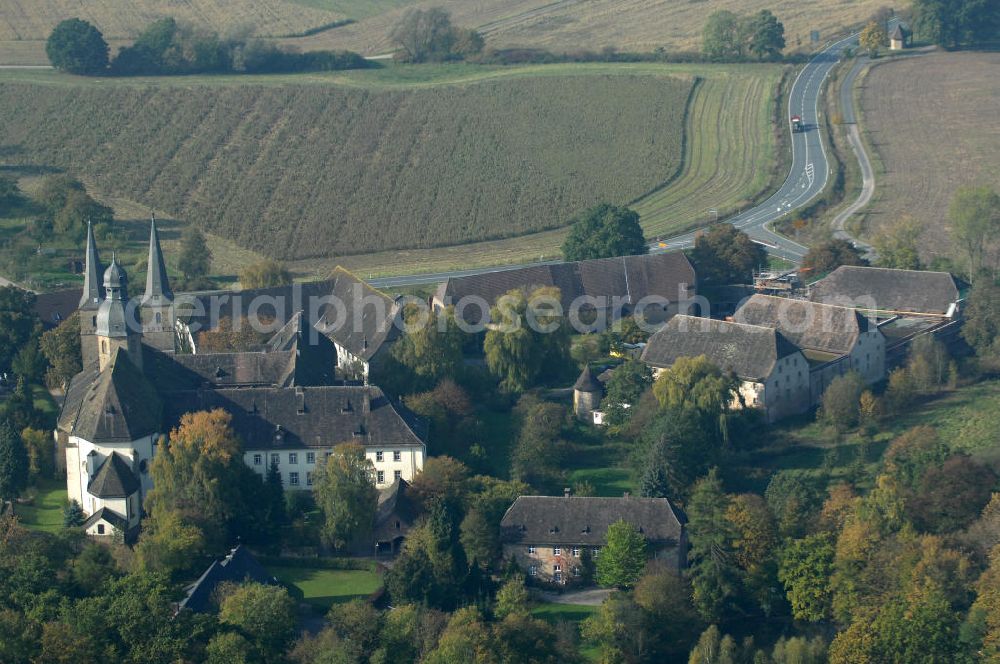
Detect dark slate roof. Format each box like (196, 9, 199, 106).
(179, 545, 276, 613)
(81, 506, 128, 531)
(80, 221, 103, 310)
(574, 366, 603, 392)
(735, 294, 871, 355)
(141, 216, 173, 306)
(374, 478, 418, 542)
(435, 252, 696, 325)
(88, 452, 140, 498)
(164, 385, 426, 451)
(177, 279, 338, 334)
(810, 266, 960, 316)
(161, 350, 298, 390)
(641, 315, 800, 381)
(34, 289, 83, 328)
(889, 23, 908, 39)
(500, 495, 686, 546)
(316, 267, 401, 362)
(58, 350, 162, 442)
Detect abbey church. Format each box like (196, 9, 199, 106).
(57, 221, 426, 539)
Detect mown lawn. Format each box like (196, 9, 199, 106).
(17, 479, 67, 533)
(267, 565, 383, 610)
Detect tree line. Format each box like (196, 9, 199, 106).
(46, 17, 371, 76)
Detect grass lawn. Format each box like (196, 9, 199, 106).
(531, 603, 600, 661)
(17, 478, 67, 533)
(267, 565, 383, 610)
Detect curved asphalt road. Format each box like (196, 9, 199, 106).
(370, 33, 862, 290)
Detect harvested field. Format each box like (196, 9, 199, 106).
(0, 0, 344, 41)
(858, 51, 1000, 260)
(281, 0, 893, 56)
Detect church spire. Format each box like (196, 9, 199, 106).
(142, 214, 173, 306)
(79, 220, 103, 309)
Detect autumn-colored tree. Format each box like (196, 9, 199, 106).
(968, 545, 1000, 659)
(238, 259, 292, 289)
(860, 20, 888, 56)
(196, 316, 273, 353)
(873, 215, 922, 270)
(883, 425, 948, 488)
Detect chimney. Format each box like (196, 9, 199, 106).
(563, 487, 571, 498)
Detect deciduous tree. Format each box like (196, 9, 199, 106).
(0, 420, 28, 504)
(802, 238, 867, 275)
(873, 215, 922, 270)
(596, 519, 647, 589)
(238, 259, 291, 289)
(484, 287, 571, 392)
(561, 202, 647, 262)
(691, 225, 767, 284)
(860, 20, 889, 56)
(219, 582, 297, 658)
(950, 186, 1000, 281)
(46, 19, 109, 74)
(778, 533, 835, 622)
(40, 313, 82, 389)
(313, 442, 377, 550)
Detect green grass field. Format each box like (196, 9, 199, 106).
(17, 479, 67, 533)
(268, 564, 383, 610)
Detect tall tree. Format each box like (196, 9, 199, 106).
(743, 10, 785, 60)
(950, 186, 1000, 281)
(389, 8, 481, 62)
(600, 359, 652, 432)
(484, 287, 570, 392)
(873, 215, 923, 270)
(177, 227, 213, 285)
(313, 442, 377, 550)
(652, 355, 738, 416)
(596, 520, 648, 589)
(219, 582, 298, 659)
(778, 532, 835, 622)
(859, 20, 889, 56)
(702, 10, 743, 58)
(46, 19, 109, 74)
(818, 371, 865, 432)
(561, 203, 647, 262)
(962, 281, 1000, 359)
(392, 305, 465, 390)
(691, 225, 767, 284)
(0, 286, 39, 375)
(687, 469, 739, 622)
(0, 420, 29, 504)
(40, 313, 82, 388)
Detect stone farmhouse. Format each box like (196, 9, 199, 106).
(641, 315, 812, 422)
(500, 493, 687, 585)
(734, 294, 885, 403)
(432, 252, 696, 329)
(57, 221, 425, 539)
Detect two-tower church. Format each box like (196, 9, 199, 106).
(58, 220, 426, 540)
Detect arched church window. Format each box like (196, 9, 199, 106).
(139, 459, 148, 474)
(155, 312, 161, 324)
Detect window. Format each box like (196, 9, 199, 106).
(97, 524, 105, 535)
(155, 312, 161, 324)
(593, 546, 601, 558)
(289, 472, 299, 486)
(289, 453, 298, 464)
(394, 470, 402, 480)
(270, 453, 280, 466)
(553, 546, 562, 555)
(306, 472, 313, 486)
(529, 565, 538, 577)
(393, 450, 402, 462)
(573, 566, 581, 577)
(527, 546, 536, 554)
(253, 454, 262, 466)
(376, 450, 384, 462)
(306, 452, 315, 464)
(377, 470, 385, 484)
(553, 564, 562, 583)
(571, 547, 580, 557)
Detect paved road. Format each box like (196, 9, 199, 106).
(831, 57, 877, 257)
(372, 32, 863, 289)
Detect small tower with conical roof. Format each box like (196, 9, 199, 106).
(140, 215, 176, 352)
(573, 366, 604, 422)
(79, 221, 104, 368)
(95, 255, 143, 372)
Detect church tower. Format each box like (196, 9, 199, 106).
(79, 221, 104, 368)
(95, 255, 143, 372)
(140, 216, 176, 352)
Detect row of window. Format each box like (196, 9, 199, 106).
(377, 470, 403, 484)
(527, 563, 581, 582)
(253, 450, 404, 466)
(526, 545, 600, 557)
